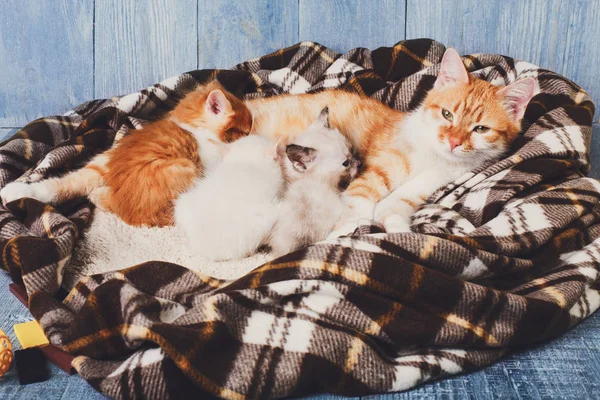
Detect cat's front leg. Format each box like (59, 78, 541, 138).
(327, 169, 393, 238)
(374, 192, 416, 233)
(328, 148, 413, 238)
(374, 170, 447, 233)
(327, 195, 376, 239)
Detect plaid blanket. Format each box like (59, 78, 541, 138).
(1, 39, 598, 399)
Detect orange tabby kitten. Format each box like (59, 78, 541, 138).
(247, 48, 536, 235)
(1, 81, 252, 226)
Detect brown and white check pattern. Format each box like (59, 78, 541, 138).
(0, 39, 598, 399)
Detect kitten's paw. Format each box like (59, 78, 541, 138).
(1, 182, 31, 205)
(1, 181, 55, 205)
(327, 221, 360, 239)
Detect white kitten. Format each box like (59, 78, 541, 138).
(174, 135, 283, 261)
(175, 107, 359, 261)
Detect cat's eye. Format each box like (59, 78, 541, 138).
(441, 109, 453, 122)
(342, 159, 350, 167)
(473, 125, 490, 133)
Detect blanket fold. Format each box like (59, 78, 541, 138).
(0, 39, 598, 399)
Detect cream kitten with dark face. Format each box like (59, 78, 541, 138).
(175, 107, 359, 261)
(268, 107, 360, 256)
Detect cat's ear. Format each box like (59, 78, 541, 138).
(316, 106, 331, 129)
(286, 144, 317, 172)
(434, 48, 469, 89)
(205, 90, 232, 116)
(497, 78, 536, 121)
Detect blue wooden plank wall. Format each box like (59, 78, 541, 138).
(0, 0, 599, 131)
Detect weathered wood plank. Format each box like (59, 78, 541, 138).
(406, 0, 600, 120)
(198, 0, 299, 68)
(0, 129, 19, 142)
(589, 123, 600, 179)
(95, 0, 197, 98)
(0, 0, 94, 126)
(299, 0, 406, 53)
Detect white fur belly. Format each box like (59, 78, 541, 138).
(174, 163, 282, 261)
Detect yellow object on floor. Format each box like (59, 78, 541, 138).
(0, 329, 13, 377)
(13, 321, 49, 349)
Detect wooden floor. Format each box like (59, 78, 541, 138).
(0, 0, 599, 131)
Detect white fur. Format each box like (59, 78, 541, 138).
(64, 208, 270, 290)
(269, 180, 345, 256)
(327, 196, 373, 239)
(174, 135, 283, 261)
(1, 180, 58, 205)
(373, 104, 511, 233)
(176, 110, 358, 260)
(171, 119, 224, 173)
(279, 116, 354, 185)
(267, 111, 358, 255)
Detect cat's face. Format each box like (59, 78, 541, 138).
(171, 80, 253, 143)
(281, 107, 360, 190)
(421, 48, 536, 163)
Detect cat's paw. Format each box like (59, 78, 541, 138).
(379, 214, 412, 233)
(327, 221, 360, 239)
(374, 201, 412, 233)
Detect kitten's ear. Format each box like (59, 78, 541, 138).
(316, 106, 331, 129)
(270, 136, 284, 161)
(497, 78, 536, 121)
(434, 48, 469, 89)
(286, 144, 317, 172)
(205, 90, 232, 116)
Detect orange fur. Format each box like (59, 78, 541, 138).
(101, 119, 202, 226)
(247, 70, 527, 223)
(44, 81, 252, 227)
(52, 155, 108, 200)
(247, 91, 407, 202)
(424, 78, 522, 151)
(24, 57, 526, 231)
(171, 81, 252, 143)
(101, 82, 252, 226)
(247, 91, 403, 154)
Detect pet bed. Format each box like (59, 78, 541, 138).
(0, 39, 598, 399)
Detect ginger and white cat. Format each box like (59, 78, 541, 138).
(247, 48, 536, 235)
(175, 108, 359, 261)
(374, 50, 536, 233)
(1, 81, 252, 226)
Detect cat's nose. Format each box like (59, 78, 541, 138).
(449, 137, 462, 151)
